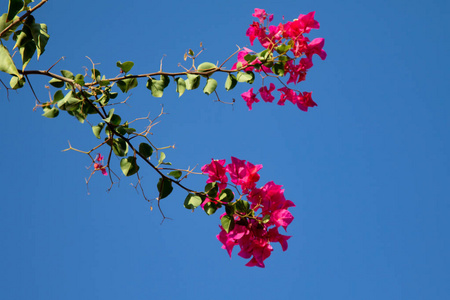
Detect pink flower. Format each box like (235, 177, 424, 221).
(296, 92, 317, 111)
(258, 25, 282, 49)
(271, 209, 294, 230)
(306, 38, 327, 60)
(225, 157, 262, 193)
(246, 21, 263, 45)
(285, 58, 313, 84)
(252, 8, 272, 24)
(94, 153, 107, 176)
(201, 159, 228, 190)
(241, 88, 260, 110)
(277, 87, 300, 106)
(268, 227, 291, 251)
(259, 83, 276, 102)
(297, 11, 320, 33)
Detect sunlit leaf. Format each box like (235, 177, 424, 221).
(203, 78, 217, 95)
(120, 157, 139, 176)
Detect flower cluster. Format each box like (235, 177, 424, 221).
(202, 157, 294, 268)
(237, 9, 326, 111)
(94, 153, 108, 176)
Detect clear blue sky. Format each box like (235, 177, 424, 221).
(1, 0, 449, 299)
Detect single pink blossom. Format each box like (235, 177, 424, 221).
(277, 87, 300, 106)
(94, 153, 107, 176)
(297, 11, 320, 33)
(246, 21, 263, 45)
(201, 159, 228, 190)
(306, 38, 327, 60)
(241, 88, 260, 110)
(259, 83, 276, 102)
(252, 8, 270, 23)
(296, 91, 317, 111)
(271, 209, 294, 230)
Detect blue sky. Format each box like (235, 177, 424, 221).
(1, 0, 449, 299)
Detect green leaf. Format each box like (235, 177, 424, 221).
(0, 45, 20, 77)
(225, 74, 237, 91)
(112, 138, 128, 157)
(139, 142, 153, 158)
(7, 0, 23, 22)
(244, 54, 257, 63)
(197, 62, 216, 76)
(110, 114, 121, 126)
(117, 77, 138, 93)
(203, 78, 217, 95)
(42, 107, 59, 118)
(57, 91, 81, 111)
(53, 90, 64, 103)
(49, 78, 64, 88)
(19, 40, 35, 69)
(30, 21, 49, 59)
(186, 74, 200, 90)
(74, 74, 85, 85)
(157, 178, 173, 200)
(9, 75, 25, 89)
(103, 108, 114, 123)
(236, 71, 254, 83)
(258, 49, 271, 60)
(236, 200, 250, 214)
(272, 62, 285, 76)
(205, 182, 218, 198)
(146, 75, 169, 98)
(120, 157, 139, 176)
(92, 122, 104, 139)
(175, 77, 186, 97)
(221, 215, 235, 233)
(168, 170, 182, 179)
(262, 214, 271, 224)
(225, 204, 236, 216)
(184, 193, 203, 210)
(0, 13, 20, 41)
(204, 201, 219, 215)
(219, 189, 234, 203)
(116, 61, 134, 73)
(157, 152, 167, 166)
(275, 44, 291, 55)
(60, 70, 74, 80)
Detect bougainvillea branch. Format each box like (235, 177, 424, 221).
(0, 2, 326, 267)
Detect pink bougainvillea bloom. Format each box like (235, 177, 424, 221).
(201, 159, 228, 190)
(297, 11, 320, 33)
(225, 156, 247, 186)
(306, 38, 327, 60)
(268, 227, 291, 251)
(271, 209, 294, 230)
(94, 153, 107, 176)
(258, 25, 282, 49)
(296, 91, 317, 111)
(290, 35, 310, 57)
(259, 83, 276, 102)
(277, 87, 300, 106)
(252, 8, 269, 23)
(246, 21, 263, 45)
(241, 88, 260, 110)
(225, 157, 262, 193)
